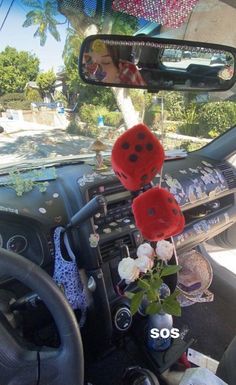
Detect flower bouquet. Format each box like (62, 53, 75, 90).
(118, 240, 182, 317)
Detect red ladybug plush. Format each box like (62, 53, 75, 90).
(132, 187, 185, 241)
(111, 123, 164, 191)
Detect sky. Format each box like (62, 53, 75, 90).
(0, 0, 68, 72)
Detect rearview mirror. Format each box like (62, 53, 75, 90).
(78, 35, 236, 92)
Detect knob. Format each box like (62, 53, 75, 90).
(114, 306, 132, 332)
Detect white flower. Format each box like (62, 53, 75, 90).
(156, 240, 174, 262)
(137, 243, 155, 259)
(118, 257, 140, 284)
(135, 255, 154, 274)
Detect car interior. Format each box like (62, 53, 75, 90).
(0, 1, 236, 385)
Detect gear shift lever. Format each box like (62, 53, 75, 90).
(65, 195, 107, 231)
(122, 367, 160, 385)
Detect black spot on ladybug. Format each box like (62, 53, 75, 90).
(141, 174, 148, 180)
(129, 153, 138, 162)
(121, 173, 127, 179)
(147, 208, 156, 216)
(137, 132, 145, 140)
(168, 197, 173, 203)
(172, 208, 178, 215)
(135, 144, 143, 152)
(146, 143, 153, 151)
(122, 142, 130, 149)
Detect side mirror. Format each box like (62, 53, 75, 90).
(78, 34, 236, 92)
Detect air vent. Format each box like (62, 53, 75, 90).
(217, 163, 236, 189)
(100, 234, 133, 261)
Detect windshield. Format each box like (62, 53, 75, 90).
(0, 1, 236, 169)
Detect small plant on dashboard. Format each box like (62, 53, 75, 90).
(5, 167, 57, 196)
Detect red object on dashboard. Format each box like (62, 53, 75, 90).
(132, 187, 185, 241)
(111, 123, 164, 191)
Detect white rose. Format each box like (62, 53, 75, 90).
(137, 243, 155, 259)
(135, 255, 154, 274)
(118, 257, 140, 284)
(156, 240, 174, 262)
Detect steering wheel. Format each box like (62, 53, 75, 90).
(0, 247, 84, 385)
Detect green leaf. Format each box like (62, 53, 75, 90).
(22, 0, 42, 9)
(162, 297, 181, 317)
(168, 289, 181, 300)
(124, 291, 135, 300)
(137, 279, 150, 290)
(39, 31, 47, 47)
(130, 291, 144, 315)
(160, 265, 182, 277)
(146, 302, 162, 315)
(48, 23, 61, 42)
(146, 288, 157, 302)
(22, 17, 35, 28)
(150, 276, 163, 291)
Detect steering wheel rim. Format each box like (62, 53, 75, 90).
(0, 247, 84, 385)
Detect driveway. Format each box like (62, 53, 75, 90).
(0, 121, 112, 165)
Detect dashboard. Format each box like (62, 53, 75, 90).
(0, 152, 235, 343)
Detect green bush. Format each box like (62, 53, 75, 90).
(178, 123, 201, 137)
(0, 92, 31, 110)
(6, 100, 31, 110)
(179, 140, 204, 152)
(162, 91, 185, 121)
(66, 121, 100, 138)
(0, 92, 25, 103)
(24, 88, 42, 102)
(129, 89, 145, 113)
(79, 104, 122, 127)
(197, 101, 236, 138)
(79, 104, 108, 125)
(105, 111, 122, 126)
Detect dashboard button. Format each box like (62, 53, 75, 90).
(114, 307, 132, 332)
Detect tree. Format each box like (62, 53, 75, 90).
(22, 0, 140, 128)
(22, 0, 62, 46)
(0, 46, 39, 96)
(36, 69, 57, 97)
(58, 1, 140, 127)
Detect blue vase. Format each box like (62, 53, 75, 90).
(147, 312, 173, 352)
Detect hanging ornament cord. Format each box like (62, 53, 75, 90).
(158, 93, 178, 263)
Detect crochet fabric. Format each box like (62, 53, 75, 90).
(52, 226, 87, 327)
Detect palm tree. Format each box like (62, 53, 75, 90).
(22, 0, 64, 46)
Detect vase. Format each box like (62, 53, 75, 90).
(147, 312, 173, 352)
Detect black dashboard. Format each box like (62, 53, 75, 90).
(0, 153, 235, 343)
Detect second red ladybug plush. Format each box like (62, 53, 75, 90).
(132, 187, 185, 241)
